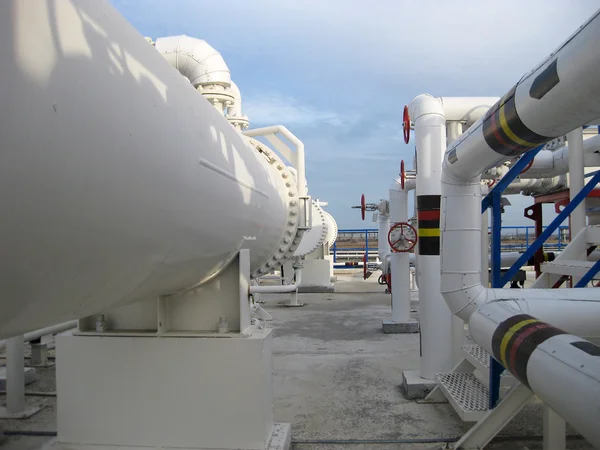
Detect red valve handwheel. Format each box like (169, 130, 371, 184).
(387, 222, 418, 253)
(402, 106, 411, 144)
(400, 160, 406, 190)
(360, 193, 366, 221)
(521, 158, 534, 174)
(487, 179, 496, 188)
(363, 252, 368, 280)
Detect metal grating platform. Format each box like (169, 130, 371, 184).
(463, 344, 516, 388)
(436, 372, 489, 422)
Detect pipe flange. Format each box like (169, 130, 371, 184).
(323, 210, 338, 245)
(246, 138, 304, 277)
(294, 200, 329, 257)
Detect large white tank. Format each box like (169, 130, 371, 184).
(0, 0, 301, 337)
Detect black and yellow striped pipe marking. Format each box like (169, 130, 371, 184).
(482, 85, 551, 157)
(491, 314, 566, 388)
(417, 195, 440, 256)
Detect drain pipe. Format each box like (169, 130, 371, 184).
(250, 258, 302, 294)
(440, 8, 600, 445)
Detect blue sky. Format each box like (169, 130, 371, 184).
(111, 0, 597, 228)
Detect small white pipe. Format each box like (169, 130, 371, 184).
(250, 259, 302, 294)
(521, 134, 600, 179)
(438, 97, 499, 128)
(567, 128, 587, 285)
(502, 175, 566, 195)
(244, 126, 307, 198)
(6, 335, 25, 413)
(0, 320, 78, 352)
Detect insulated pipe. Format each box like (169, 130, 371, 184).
(378, 213, 391, 261)
(444, 10, 600, 183)
(519, 134, 600, 179)
(389, 178, 413, 323)
(154, 35, 233, 113)
(438, 97, 499, 128)
(441, 8, 600, 326)
(409, 94, 453, 378)
(0, 0, 301, 338)
(502, 175, 566, 195)
(469, 302, 600, 447)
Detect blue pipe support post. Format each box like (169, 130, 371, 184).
(499, 170, 600, 287)
(482, 145, 543, 409)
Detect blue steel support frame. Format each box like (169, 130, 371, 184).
(482, 145, 543, 409)
(499, 169, 600, 287)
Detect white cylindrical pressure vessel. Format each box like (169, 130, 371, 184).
(0, 0, 300, 338)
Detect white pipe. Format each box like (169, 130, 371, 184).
(0, 321, 78, 352)
(0, 1, 300, 338)
(250, 259, 302, 294)
(155, 35, 233, 113)
(438, 98, 499, 128)
(389, 178, 410, 323)
(244, 125, 307, 198)
(378, 213, 391, 261)
(409, 94, 453, 379)
(469, 302, 600, 447)
(502, 175, 566, 195)
(567, 128, 587, 285)
(6, 335, 25, 414)
(519, 134, 600, 178)
(444, 10, 600, 183)
(441, 8, 600, 325)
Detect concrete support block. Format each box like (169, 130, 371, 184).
(401, 370, 436, 400)
(382, 320, 420, 334)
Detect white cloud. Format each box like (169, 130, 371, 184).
(244, 94, 359, 128)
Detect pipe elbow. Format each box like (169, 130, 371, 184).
(408, 94, 445, 122)
(227, 81, 249, 130)
(155, 35, 231, 88)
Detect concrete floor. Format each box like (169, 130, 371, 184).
(0, 272, 593, 450)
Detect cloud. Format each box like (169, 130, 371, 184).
(244, 94, 359, 128)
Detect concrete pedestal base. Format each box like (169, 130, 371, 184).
(0, 405, 41, 419)
(47, 423, 291, 450)
(382, 320, 420, 334)
(0, 366, 36, 390)
(54, 329, 289, 450)
(401, 370, 436, 400)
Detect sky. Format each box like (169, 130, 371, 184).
(110, 0, 597, 229)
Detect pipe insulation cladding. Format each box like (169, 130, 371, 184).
(441, 7, 600, 324)
(0, 0, 302, 338)
(470, 302, 600, 447)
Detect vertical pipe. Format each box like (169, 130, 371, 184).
(378, 214, 391, 260)
(567, 128, 586, 285)
(448, 121, 466, 365)
(389, 186, 410, 323)
(6, 335, 25, 414)
(410, 95, 453, 379)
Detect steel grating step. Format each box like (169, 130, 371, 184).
(436, 372, 489, 422)
(541, 259, 595, 277)
(463, 344, 516, 388)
